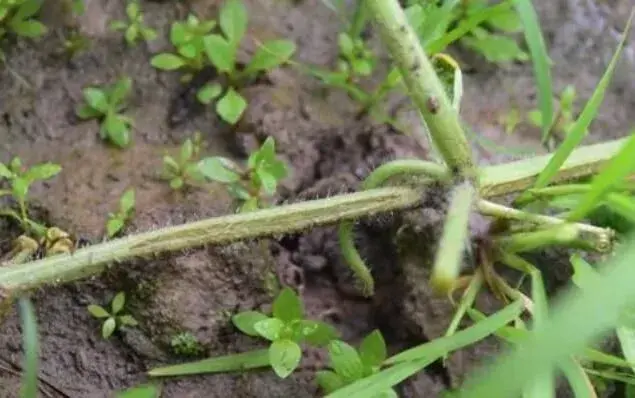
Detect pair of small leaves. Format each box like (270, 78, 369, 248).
(317, 330, 392, 395)
(106, 188, 135, 237)
(247, 137, 288, 195)
(110, 2, 157, 47)
(87, 292, 138, 339)
(196, 84, 247, 125)
(0, 160, 61, 202)
(5, 0, 47, 38)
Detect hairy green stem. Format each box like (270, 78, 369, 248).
(495, 224, 599, 253)
(366, 0, 476, 178)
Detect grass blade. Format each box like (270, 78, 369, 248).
(512, 0, 553, 144)
(604, 193, 635, 223)
(523, 10, 634, 196)
(18, 298, 39, 398)
(567, 130, 635, 222)
(559, 359, 597, 398)
(458, 233, 635, 398)
(148, 349, 270, 377)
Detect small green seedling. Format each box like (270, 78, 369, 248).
(0, 0, 47, 61)
(76, 77, 134, 148)
(106, 188, 135, 238)
(528, 85, 578, 149)
(335, 32, 376, 82)
(110, 1, 157, 47)
(198, 137, 288, 212)
(0, 157, 61, 235)
(87, 292, 138, 339)
(161, 132, 205, 190)
(231, 287, 338, 378)
(196, 0, 296, 124)
(170, 332, 204, 357)
(115, 384, 160, 398)
(317, 330, 396, 397)
(150, 14, 217, 81)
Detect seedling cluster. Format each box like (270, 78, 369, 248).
(106, 188, 136, 238)
(161, 132, 206, 190)
(87, 292, 138, 339)
(0, 0, 47, 61)
(110, 1, 157, 47)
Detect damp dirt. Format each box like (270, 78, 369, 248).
(0, 0, 634, 397)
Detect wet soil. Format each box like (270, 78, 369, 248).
(0, 0, 634, 397)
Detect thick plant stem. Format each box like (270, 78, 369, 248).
(366, 0, 477, 179)
(0, 187, 422, 290)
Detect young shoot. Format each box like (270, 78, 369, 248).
(528, 85, 579, 150)
(150, 14, 217, 81)
(0, 157, 61, 235)
(198, 137, 288, 212)
(170, 332, 205, 357)
(161, 132, 205, 190)
(0, 0, 47, 61)
(76, 77, 135, 148)
(231, 287, 338, 378)
(110, 1, 157, 47)
(87, 292, 138, 339)
(106, 188, 135, 238)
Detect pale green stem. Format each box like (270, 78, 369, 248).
(495, 224, 597, 253)
(366, 0, 477, 179)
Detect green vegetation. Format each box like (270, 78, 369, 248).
(87, 292, 138, 339)
(0, 0, 47, 61)
(170, 332, 204, 357)
(76, 77, 135, 148)
(528, 84, 579, 149)
(106, 188, 135, 238)
(110, 1, 157, 47)
(161, 133, 206, 190)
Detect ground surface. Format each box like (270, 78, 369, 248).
(0, 0, 634, 397)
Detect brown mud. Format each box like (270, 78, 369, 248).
(0, 0, 634, 397)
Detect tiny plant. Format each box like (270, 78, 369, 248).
(170, 332, 204, 357)
(106, 188, 135, 238)
(0, 0, 47, 61)
(87, 292, 138, 339)
(197, 0, 296, 124)
(110, 1, 157, 47)
(76, 77, 134, 148)
(198, 137, 288, 212)
(317, 330, 395, 397)
(0, 157, 61, 235)
(232, 287, 338, 378)
(528, 85, 578, 149)
(161, 132, 205, 190)
(116, 384, 160, 398)
(150, 14, 217, 81)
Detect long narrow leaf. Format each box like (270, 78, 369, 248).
(19, 298, 38, 398)
(527, 10, 634, 194)
(148, 349, 270, 377)
(512, 0, 553, 143)
(559, 359, 597, 398)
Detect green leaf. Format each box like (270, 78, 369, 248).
(116, 384, 160, 398)
(204, 34, 235, 73)
(196, 83, 223, 104)
(125, 1, 139, 18)
(527, 109, 543, 127)
(110, 77, 132, 106)
(119, 188, 135, 214)
(250, 136, 276, 167)
(328, 340, 364, 382)
(18, 298, 39, 398)
(526, 10, 633, 195)
(486, 6, 522, 32)
(102, 317, 117, 338)
(103, 114, 131, 148)
(256, 169, 277, 195)
(337, 33, 354, 55)
(0, 163, 13, 179)
(461, 34, 528, 63)
(219, 0, 247, 43)
(245, 40, 296, 75)
(76, 104, 102, 119)
(10, 20, 46, 38)
(559, 85, 576, 110)
(169, 22, 188, 45)
(177, 43, 198, 59)
(351, 59, 373, 76)
(14, 0, 43, 20)
(316, 370, 346, 394)
(12, 177, 29, 202)
(110, 20, 127, 31)
(232, 311, 269, 337)
(107, 217, 125, 237)
(148, 349, 270, 377)
(297, 320, 338, 347)
(272, 287, 303, 322)
(216, 88, 247, 125)
(151, 53, 186, 70)
(118, 315, 139, 326)
(87, 304, 109, 319)
(198, 157, 240, 183)
(253, 318, 285, 341)
(359, 330, 387, 368)
(263, 159, 288, 180)
(180, 139, 194, 162)
(125, 26, 138, 44)
(111, 292, 126, 314)
(238, 197, 260, 213)
(269, 339, 302, 378)
(83, 88, 109, 112)
(169, 178, 183, 190)
(23, 163, 61, 182)
(141, 28, 157, 41)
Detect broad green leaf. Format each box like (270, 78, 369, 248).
(272, 287, 303, 322)
(269, 339, 301, 378)
(527, 11, 633, 194)
(232, 311, 269, 337)
(151, 53, 186, 70)
(198, 157, 240, 183)
(110, 77, 132, 106)
(219, 0, 247, 43)
(87, 304, 111, 318)
(316, 370, 346, 394)
(513, 0, 553, 144)
(14, 0, 42, 20)
(76, 104, 102, 119)
(253, 318, 285, 341)
(116, 384, 160, 398)
(256, 169, 277, 195)
(328, 340, 364, 382)
(12, 177, 29, 201)
(120, 188, 135, 214)
(0, 163, 13, 179)
(23, 163, 61, 182)
(204, 34, 235, 73)
(567, 130, 635, 222)
(169, 22, 188, 45)
(169, 178, 183, 190)
(251, 136, 276, 166)
(125, 1, 139, 18)
(83, 88, 109, 112)
(461, 34, 528, 63)
(110, 20, 127, 31)
(245, 40, 296, 76)
(337, 32, 354, 55)
(148, 349, 270, 377)
(118, 315, 138, 326)
(141, 28, 157, 41)
(103, 114, 130, 148)
(295, 320, 338, 346)
(196, 83, 223, 104)
(177, 43, 198, 59)
(486, 6, 522, 33)
(359, 330, 387, 368)
(216, 88, 246, 125)
(351, 59, 372, 76)
(18, 298, 38, 398)
(102, 317, 117, 338)
(107, 217, 124, 237)
(10, 20, 46, 37)
(180, 139, 194, 162)
(263, 159, 288, 180)
(111, 292, 126, 314)
(125, 26, 138, 44)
